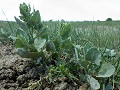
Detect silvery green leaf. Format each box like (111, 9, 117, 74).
(86, 75, 100, 90)
(75, 47, 79, 61)
(34, 37, 46, 52)
(105, 84, 113, 90)
(75, 45, 82, 50)
(16, 48, 43, 58)
(109, 50, 116, 57)
(46, 40, 56, 52)
(60, 23, 71, 40)
(84, 42, 93, 54)
(102, 49, 116, 57)
(85, 48, 101, 65)
(97, 62, 115, 77)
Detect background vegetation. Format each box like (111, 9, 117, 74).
(0, 3, 120, 90)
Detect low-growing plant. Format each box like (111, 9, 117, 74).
(47, 60, 78, 83)
(74, 42, 116, 89)
(0, 10, 19, 44)
(0, 28, 11, 43)
(11, 3, 48, 59)
(7, 2, 119, 90)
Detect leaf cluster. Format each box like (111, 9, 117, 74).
(7, 3, 119, 90)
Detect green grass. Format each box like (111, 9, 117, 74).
(43, 20, 120, 49)
(0, 20, 18, 30)
(1, 20, 120, 53)
(1, 20, 120, 49)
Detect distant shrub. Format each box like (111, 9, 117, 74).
(106, 18, 112, 21)
(97, 20, 100, 22)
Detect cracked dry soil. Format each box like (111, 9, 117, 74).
(0, 42, 47, 90)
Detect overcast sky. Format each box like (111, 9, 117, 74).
(0, 0, 120, 21)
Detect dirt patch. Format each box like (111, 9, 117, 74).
(0, 43, 47, 90)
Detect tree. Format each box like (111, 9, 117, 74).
(106, 18, 112, 21)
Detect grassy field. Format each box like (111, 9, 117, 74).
(0, 19, 120, 89)
(1, 20, 120, 57)
(0, 20, 18, 30)
(0, 3, 120, 89)
(42, 20, 120, 49)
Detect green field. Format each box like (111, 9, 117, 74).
(0, 3, 120, 90)
(1, 20, 120, 49)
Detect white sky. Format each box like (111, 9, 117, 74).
(0, 0, 120, 21)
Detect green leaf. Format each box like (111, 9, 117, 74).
(97, 62, 115, 77)
(62, 38, 72, 49)
(34, 37, 46, 52)
(16, 48, 28, 58)
(27, 10, 42, 30)
(75, 47, 79, 61)
(16, 48, 43, 58)
(14, 17, 31, 39)
(103, 48, 116, 57)
(16, 28, 29, 41)
(14, 17, 29, 31)
(19, 3, 29, 17)
(34, 27, 48, 39)
(75, 45, 82, 50)
(85, 48, 101, 65)
(54, 34, 62, 48)
(84, 42, 93, 54)
(31, 10, 41, 24)
(46, 40, 56, 52)
(9, 35, 17, 41)
(105, 84, 113, 90)
(60, 23, 71, 40)
(34, 23, 43, 30)
(86, 75, 100, 90)
(15, 36, 30, 50)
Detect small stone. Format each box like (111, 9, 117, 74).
(9, 87, 15, 90)
(54, 82, 67, 90)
